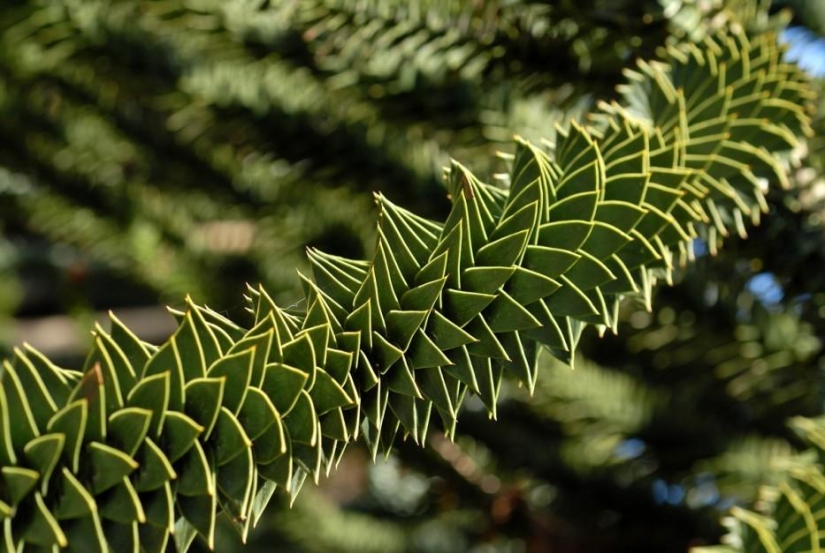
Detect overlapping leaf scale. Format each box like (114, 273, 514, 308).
(0, 28, 813, 553)
(0, 300, 338, 552)
(607, 30, 812, 257)
(578, 28, 813, 326)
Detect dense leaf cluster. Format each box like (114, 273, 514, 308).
(0, 22, 813, 553)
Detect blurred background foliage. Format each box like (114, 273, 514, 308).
(0, 0, 823, 551)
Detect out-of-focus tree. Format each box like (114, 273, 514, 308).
(0, 2, 822, 553)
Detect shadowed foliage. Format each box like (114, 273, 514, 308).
(1, 2, 824, 553)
